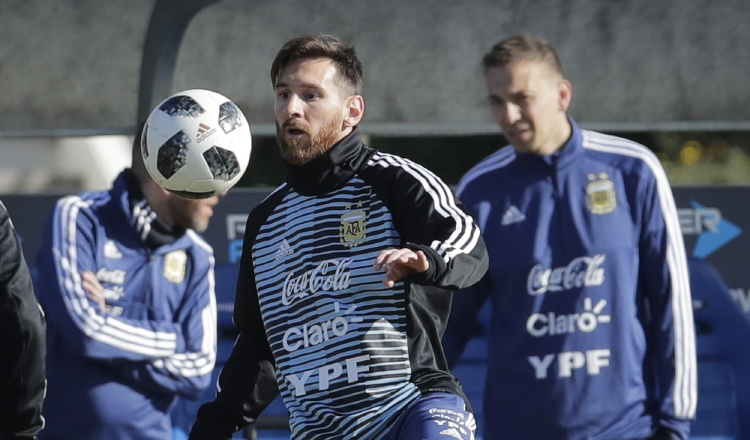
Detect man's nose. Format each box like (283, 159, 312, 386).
(284, 94, 303, 118)
(502, 102, 522, 124)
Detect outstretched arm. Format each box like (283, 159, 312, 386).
(365, 152, 488, 290)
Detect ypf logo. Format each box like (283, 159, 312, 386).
(678, 201, 741, 258)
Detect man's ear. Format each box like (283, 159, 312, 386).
(343, 95, 365, 128)
(559, 79, 572, 113)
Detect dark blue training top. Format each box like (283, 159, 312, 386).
(444, 119, 697, 440)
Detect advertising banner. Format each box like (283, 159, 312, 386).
(4, 186, 749, 315)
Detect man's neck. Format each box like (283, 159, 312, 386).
(140, 179, 175, 228)
(537, 117, 572, 155)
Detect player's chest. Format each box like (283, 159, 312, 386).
(252, 184, 400, 315)
(94, 240, 189, 318)
(481, 170, 636, 257)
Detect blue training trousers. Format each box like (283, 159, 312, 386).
(385, 392, 476, 440)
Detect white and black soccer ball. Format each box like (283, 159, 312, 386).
(141, 89, 252, 199)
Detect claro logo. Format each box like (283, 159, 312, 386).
(526, 298, 610, 337)
(282, 303, 362, 352)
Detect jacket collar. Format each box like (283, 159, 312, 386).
(284, 127, 375, 196)
(554, 117, 583, 168)
(515, 117, 583, 169)
(115, 169, 185, 249)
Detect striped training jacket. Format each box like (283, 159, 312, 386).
(190, 127, 488, 440)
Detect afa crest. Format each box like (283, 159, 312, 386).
(586, 173, 617, 215)
(340, 201, 367, 248)
(163, 250, 187, 283)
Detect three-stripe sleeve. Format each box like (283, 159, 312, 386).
(583, 132, 698, 422)
(367, 153, 488, 289)
(49, 196, 185, 360)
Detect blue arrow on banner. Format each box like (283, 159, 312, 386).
(691, 201, 742, 258)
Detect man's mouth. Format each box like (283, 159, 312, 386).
(282, 119, 309, 137)
(286, 127, 307, 137)
(507, 125, 530, 138)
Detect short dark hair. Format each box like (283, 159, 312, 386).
(270, 35, 364, 96)
(131, 121, 151, 182)
(482, 34, 564, 77)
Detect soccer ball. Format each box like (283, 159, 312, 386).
(141, 89, 252, 199)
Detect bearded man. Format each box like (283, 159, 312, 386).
(189, 34, 488, 440)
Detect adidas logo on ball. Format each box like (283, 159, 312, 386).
(196, 123, 217, 143)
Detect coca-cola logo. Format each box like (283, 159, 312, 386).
(96, 268, 126, 285)
(282, 259, 352, 306)
(527, 255, 606, 295)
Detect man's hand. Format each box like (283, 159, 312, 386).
(81, 270, 106, 312)
(373, 248, 429, 288)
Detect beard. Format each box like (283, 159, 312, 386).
(276, 115, 343, 166)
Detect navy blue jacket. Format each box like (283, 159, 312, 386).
(443, 120, 697, 440)
(35, 170, 217, 440)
